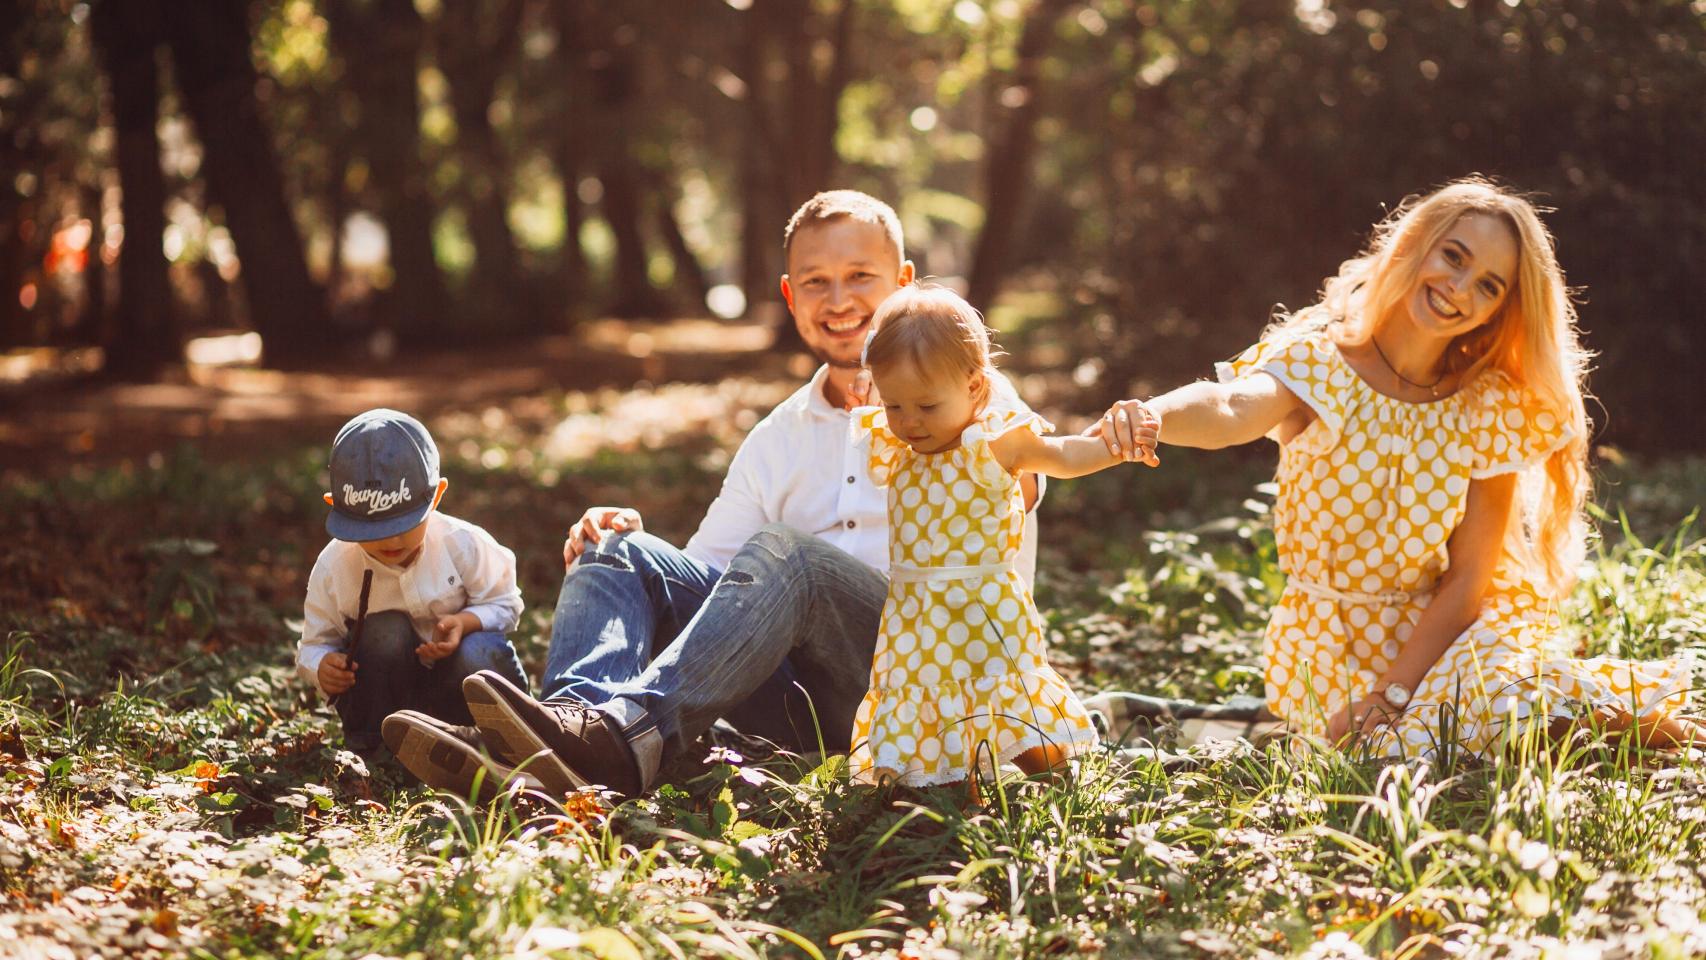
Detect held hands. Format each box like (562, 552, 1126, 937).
(563, 507, 645, 567)
(417, 615, 468, 666)
(1325, 697, 1400, 743)
(317, 652, 357, 696)
(1086, 399, 1161, 466)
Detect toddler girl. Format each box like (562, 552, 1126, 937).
(849, 284, 1156, 787)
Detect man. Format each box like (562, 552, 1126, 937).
(382, 190, 1040, 797)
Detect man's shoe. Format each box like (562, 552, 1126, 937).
(461, 671, 643, 797)
(381, 710, 541, 803)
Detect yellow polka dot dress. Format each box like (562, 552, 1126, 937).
(1221, 330, 1696, 757)
(848, 407, 1098, 786)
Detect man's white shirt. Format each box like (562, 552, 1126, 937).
(683, 364, 1042, 583)
(297, 512, 524, 695)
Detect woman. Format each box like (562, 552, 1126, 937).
(1099, 178, 1698, 755)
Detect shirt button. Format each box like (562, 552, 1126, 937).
(846, 520, 856, 529)
(847, 476, 856, 484)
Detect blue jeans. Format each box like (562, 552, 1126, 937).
(335, 610, 528, 752)
(541, 525, 886, 786)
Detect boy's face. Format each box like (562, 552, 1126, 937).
(780, 218, 914, 370)
(358, 518, 430, 566)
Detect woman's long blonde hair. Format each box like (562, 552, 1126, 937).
(1267, 177, 1591, 597)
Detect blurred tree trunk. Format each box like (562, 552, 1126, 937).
(966, 0, 1076, 312)
(771, 0, 854, 213)
(736, 11, 778, 321)
(161, 0, 326, 368)
(0, 2, 36, 348)
(550, 0, 588, 322)
(586, 18, 665, 318)
(326, 0, 449, 336)
(738, 0, 854, 346)
(650, 171, 708, 309)
(77, 181, 106, 345)
(438, 0, 527, 333)
(91, 0, 178, 379)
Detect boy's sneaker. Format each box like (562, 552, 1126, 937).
(461, 671, 643, 797)
(381, 710, 541, 803)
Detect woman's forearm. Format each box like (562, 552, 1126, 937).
(1147, 381, 1281, 450)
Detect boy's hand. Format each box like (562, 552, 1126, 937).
(417, 616, 466, 665)
(1087, 399, 1161, 466)
(317, 652, 357, 696)
(564, 507, 644, 567)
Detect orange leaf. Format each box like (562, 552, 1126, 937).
(151, 908, 178, 936)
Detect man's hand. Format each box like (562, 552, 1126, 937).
(564, 507, 644, 567)
(1326, 697, 1398, 743)
(844, 369, 880, 411)
(1085, 399, 1161, 466)
(417, 615, 467, 666)
(317, 652, 357, 696)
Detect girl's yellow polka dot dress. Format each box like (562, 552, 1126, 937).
(1222, 329, 1695, 757)
(848, 407, 1097, 786)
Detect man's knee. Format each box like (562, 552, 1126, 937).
(745, 523, 819, 564)
(573, 529, 685, 580)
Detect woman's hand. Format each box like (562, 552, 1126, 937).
(564, 507, 644, 567)
(1325, 697, 1400, 743)
(1086, 399, 1161, 465)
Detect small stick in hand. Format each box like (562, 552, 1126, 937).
(329, 569, 374, 707)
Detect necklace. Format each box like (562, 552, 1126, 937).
(1371, 333, 1447, 398)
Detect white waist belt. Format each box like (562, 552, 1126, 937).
(1290, 578, 1427, 606)
(888, 561, 1016, 583)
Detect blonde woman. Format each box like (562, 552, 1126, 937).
(1097, 178, 1699, 756)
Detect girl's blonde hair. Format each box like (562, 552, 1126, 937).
(863, 283, 1002, 405)
(1268, 177, 1591, 597)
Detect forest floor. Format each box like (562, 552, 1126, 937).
(3, 321, 1706, 958)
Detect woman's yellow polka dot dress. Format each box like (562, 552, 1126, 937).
(848, 407, 1097, 786)
(1222, 330, 1695, 756)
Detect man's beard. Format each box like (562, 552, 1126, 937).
(808, 343, 864, 370)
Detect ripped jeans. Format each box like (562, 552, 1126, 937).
(541, 525, 885, 788)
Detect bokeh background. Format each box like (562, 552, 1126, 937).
(4, 0, 1703, 449)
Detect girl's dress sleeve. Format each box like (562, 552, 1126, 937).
(1467, 372, 1575, 478)
(960, 407, 1053, 490)
(852, 406, 911, 487)
(1215, 329, 1349, 448)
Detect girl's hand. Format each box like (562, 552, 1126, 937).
(564, 507, 645, 567)
(1325, 697, 1399, 743)
(417, 616, 465, 665)
(1087, 399, 1161, 466)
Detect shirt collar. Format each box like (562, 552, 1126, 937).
(803, 364, 851, 420)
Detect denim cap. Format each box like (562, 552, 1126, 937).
(325, 408, 441, 542)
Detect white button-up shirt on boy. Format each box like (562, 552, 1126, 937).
(683, 364, 1042, 584)
(297, 512, 524, 695)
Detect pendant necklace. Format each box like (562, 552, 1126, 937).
(1372, 334, 1446, 398)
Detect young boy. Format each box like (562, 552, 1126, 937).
(297, 408, 528, 769)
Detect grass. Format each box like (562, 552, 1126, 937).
(0, 385, 1703, 958)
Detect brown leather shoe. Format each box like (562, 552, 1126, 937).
(380, 710, 542, 803)
(461, 670, 644, 797)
